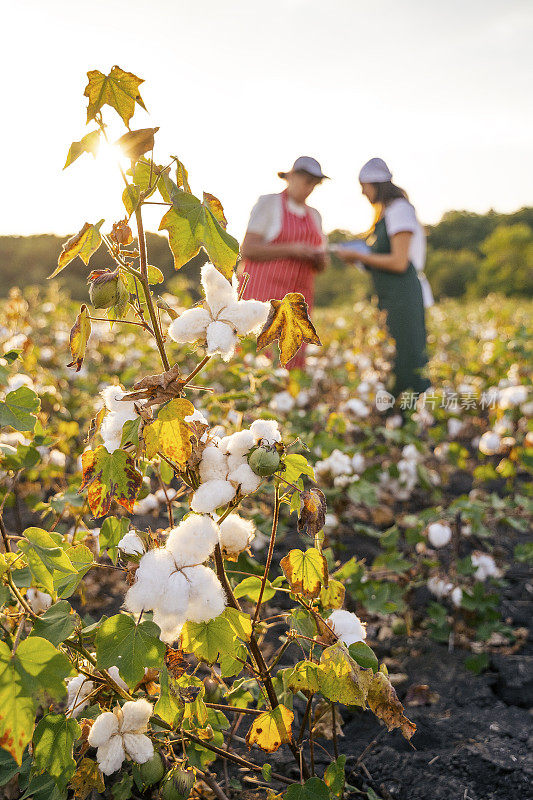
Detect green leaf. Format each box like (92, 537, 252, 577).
(324, 755, 346, 798)
(50, 221, 104, 279)
(159, 191, 239, 279)
(0, 387, 40, 432)
(30, 601, 78, 646)
(181, 614, 239, 665)
(18, 528, 76, 595)
(284, 777, 330, 800)
(281, 454, 316, 484)
(19, 773, 67, 800)
(16, 637, 75, 699)
(80, 446, 142, 517)
(219, 643, 247, 678)
(95, 614, 165, 688)
(348, 642, 379, 673)
(99, 516, 130, 564)
(53, 545, 93, 599)
(33, 715, 80, 789)
(84, 66, 146, 126)
(63, 130, 100, 169)
(285, 660, 320, 696)
(0, 443, 40, 470)
(111, 773, 134, 800)
(233, 575, 276, 603)
(122, 265, 163, 293)
(347, 479, 379, 508)
(154, 666, 185, 727)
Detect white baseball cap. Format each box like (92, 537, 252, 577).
(278, 156, 329, 180)
(358, 157, 392, 183)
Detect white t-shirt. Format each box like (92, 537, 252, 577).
(384, 198, 434, 308)
(245, 193, 324, 243)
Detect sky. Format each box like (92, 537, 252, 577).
(2, 0, 532, 241)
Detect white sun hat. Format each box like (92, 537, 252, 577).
(358, 157, 392, 183)
(278, 156, 329, 180)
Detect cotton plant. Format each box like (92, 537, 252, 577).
(87, 699, 154, 775)
(167, 263, 269, 361)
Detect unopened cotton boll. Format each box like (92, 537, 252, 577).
(190, 479, 236, 513)
(167, 307, 211, 344)
(205, 320, 237, 360)
(224, 429, 255, 456)
(328, 609, 366, 646)
(183, 565, 226, 622)
(201, 263, 238, 317)
(250, 419, 281, 445)
(427, 522, 452, 548)
(218, 514, 255, 558)
(166, 514, 220, 567)
(199, 445, 229, 482)
(66, 675, 94, 717)
(221, 299, 270, 335)
(479, 431, 501, 455)
(228, 463, 262, 494)
(118, 532, 145, 556)
(26, 588, 52, 614)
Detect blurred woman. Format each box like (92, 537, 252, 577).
(239, 156, 328, 370)
(336, 158, 432, 397)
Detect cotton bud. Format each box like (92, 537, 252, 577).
(88, 270, 121, 309)
(427, 521, 452, 548)
(135, 751, 165, 789)
(160, 766, 195, 800)
(248, 446, 281, 477)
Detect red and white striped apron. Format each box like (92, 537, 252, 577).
(240, 190, 322, 369)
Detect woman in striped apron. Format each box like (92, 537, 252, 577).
(336, 158, 433, 398)
(239, 156, 327, 370)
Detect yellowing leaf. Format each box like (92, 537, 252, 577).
(84, 66, 146, 126)
(316, 644, 373, 708)
(320, 579, 345, 610)
(80, 446, 142, 517)
(280, 547, 328, 600)
(67, 304, 91, 372)
(203, 192, 227, 228)
(159, 191, 239, 279)
(298, 488, 327, 539)
(115, 127, 159, 162)
(172, 156, 191, 193)
(50, 220, 104, 278)
(257, 293, 321, 367)
(285, 660, 319, 696)
(122, 184, 141, 216)
(181, 608, 251, 664)
(63, 130, 101, 169)
(70, 757, 105, 799)
(367, 670, 416, 740)
(144, 398, 195, 467)
(245, 704, 294, 753)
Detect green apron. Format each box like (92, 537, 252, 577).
(369, 216, 430, 396)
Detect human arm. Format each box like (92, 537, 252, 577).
(240, 232, 320, 262)
(336, 231, 412, 273)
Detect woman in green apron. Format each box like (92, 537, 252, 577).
(336, 158, 432, 398)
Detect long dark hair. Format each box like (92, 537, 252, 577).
(373, 181, 408, 205)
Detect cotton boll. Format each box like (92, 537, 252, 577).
(156, 571, 191, 616)
(88, 712, 119, 747)
(8, 374, 34, 392)
(270, 391, 295, 413)
(184, 565, 226, 623)
(402, 444, 420, 462)
(351, 453, 365, 473)
(66, 675, 94, 717)
(228, 463, 262, 494)
(427, 522, 452, 548)
(122, 733, 154, 764)
(152, 610, 184, 644)
(124, 549, 175, 612)
(451, 587, 463, 607)
(344, 398, 369, 418)
(26, 589, 52, 614)
(471, 552, 502, 581)
(219, 514, 255, 558)
(100, 413, 125, 453)
(166, 514, 220, 567)
(120, 699, 152, 734)
(227, 451, 246, 472)
(190, 479, 236, 513)
(133, 493, 159, 515)
(250, 419, 281, 446)
(479, 431, 501, 455)
(101, 385, 128, 412)
(118, 532, 145, 556)
(106, 666, 129, 693)
(447, 418, 463, 438)
(201, 263, 237, 317)
(224, 429, 255, 456)
(96, 735, 126, 775)
(199, 445, 229, 483)
(328, 609, 366, 646)
(427, 576, 453, 599)
(184, 408, 209, 426)
(222, 299, 270, 335)
(205, 321, 237, 360)
(167, 307, 211, 344)
(498, 385, 528, 409)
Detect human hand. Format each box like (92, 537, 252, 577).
(288, 242, 321, 260)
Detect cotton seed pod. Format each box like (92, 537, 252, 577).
(135, 750, 165, 788)
(247, 445, 281, 477)
(88, 270, 120, 309)
(160, 766, 195, 800)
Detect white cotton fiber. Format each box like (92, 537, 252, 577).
(124, 548, 175, 612)
(222, 300, 270, 336)
(166, 514, 220, 567)
(250, 419, 281, 446)
(184, 408, 209, 426)
(88, 712, 119, 747)
(152, 609, 184, 644)
(100, 414, 124, 453)
(118, 531, 145, 556)
(328, 609, 367, 646)
(224, 429, 255, 456)
(26, 589, 52, 614)
(199, 445, 228, 483)
(156, 570, 191, 616)
(190, 479, 236, 513)
(219, 514, 255, 558)
(120, 699, 152, 734)
(66, 675, 94, 717)
(201, 263, 237, 317)
(106, 666, 129, 692)
(205, 321, 237, 360)
(478, 431, 501, 455)
(471, 552, 501, 581)
(427, 576, 453, 599)
(183, 565, 227, 623)
(168, 307, 211, 344)
(228, 463, 262, 494)
(427, 522, 452, 548)
(122, 732, 154, 764)
(226, 451, 246, 472)
(96, 735, 125, 775)
(101, 385, 128, 412)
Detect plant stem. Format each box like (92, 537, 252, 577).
(6, 577, 38, 620)
(204, 702, 262, 716)
(252, 485, 280, 626)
